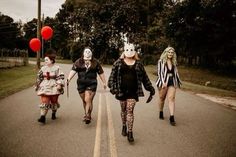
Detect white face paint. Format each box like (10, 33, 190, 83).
(44, 57, 52, 66)
(124, 43, 135, 58)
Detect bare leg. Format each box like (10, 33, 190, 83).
(79, 92, 86, 116)
(167, 87, 176, 125)
(83, 90, 96, 123)
(167, 87, 176, 116)
(84, 90, 96, 116)
(158, 87, 168, 111)
(158, 87, 168, 119)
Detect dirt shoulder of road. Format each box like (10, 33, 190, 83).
(195, 93, 236, 111)
(179, 81, 236, 111)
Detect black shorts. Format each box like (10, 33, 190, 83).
(167, 77, 174, 87)
(77, 80, 97, 93)
(116, 90, 138, 101)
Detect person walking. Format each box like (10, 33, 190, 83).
(108, 43, 155, 143)
(67, 47, 106, 124)
(35, 48, 65, 124)
(156, 46, 181, 126)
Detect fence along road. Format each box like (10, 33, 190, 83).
(0, 63, 235, 157)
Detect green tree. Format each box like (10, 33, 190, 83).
(0, 13, 24, 49)
(164, 0, 236, 68)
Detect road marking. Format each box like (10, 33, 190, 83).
(106, 95, 118, 157)
(93, 93, 102, 157)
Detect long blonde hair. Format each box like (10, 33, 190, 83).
(159, 47, 177, 66)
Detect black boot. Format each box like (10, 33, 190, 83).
(85, 115, 91, 124)
(52, 112, 56, 120)
(85, 119, 91, 124)
(127, 132, 134, 142)
(159, 111, 164, 119)
(38, 115, 46, 124)
(169, 115, 176, 126)
(122, 125, 127, 136)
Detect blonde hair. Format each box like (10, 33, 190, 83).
(120, 52, 140, 60)
(160, 47, 177, 66)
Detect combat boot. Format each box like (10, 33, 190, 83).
(169, 115, 176, 126)
(38, 115, 46, 124)
(159, 111, 164, 119)
(127, 131, 134, 142)
(122, 125, 127, 136)
(52, 112, 56, 120)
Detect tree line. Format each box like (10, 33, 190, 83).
(0, 0, 235, 71)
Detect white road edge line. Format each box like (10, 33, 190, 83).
(106, 95, 118, 157)
(93, 93, 102, 157)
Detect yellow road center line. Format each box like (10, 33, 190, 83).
(93, 93, 102, 157)
(106, 95, 118, 157)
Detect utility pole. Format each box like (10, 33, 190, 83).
(42, 14, 44, 58)
(36, 0, 41, 69)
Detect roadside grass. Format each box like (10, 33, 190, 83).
(0, 61, 235, 100)
(145, 65, 236, 97)
(29, 57, 73, 64)
(0, 64, 37, 99)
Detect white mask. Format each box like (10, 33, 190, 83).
(83, 48, 92, 60)
(124, 43, 135, 58)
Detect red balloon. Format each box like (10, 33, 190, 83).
(41, 26, 53, 40)
(29, 38, 41, 52)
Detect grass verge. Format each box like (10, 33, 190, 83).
(29, 57, 73, 64)
(0, 65, 37, 99)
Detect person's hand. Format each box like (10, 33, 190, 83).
(146, 88, 155, 103)
(103, 83, 107, 90)
(57, 84, 62, 90)
(146, 94, 153, 103)
(34, 85, 39, 91)
(162, 83, 167, 89)
(150, 88, 155, 96)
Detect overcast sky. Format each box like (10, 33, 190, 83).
(0, 0, 66, 23)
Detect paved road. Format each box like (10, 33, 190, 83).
(0, 63, 235, 157)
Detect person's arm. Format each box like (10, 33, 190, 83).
(108, 60, 119, 95)
(175, 66, 182, 87)
(99, 73, 107, 89)
(35, 68, 43, 91)
(140, 63, 155, 95)
(67, 70, 77, 85)
(157, 60, 167, 88)
(56, 67, 65, 90)
(96, 61, 107, 89)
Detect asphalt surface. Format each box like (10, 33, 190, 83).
(0, 63, 235, 157)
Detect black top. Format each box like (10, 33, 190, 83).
(120, 60, 138, 94)
(167, 64, 174, 74)
(166, 64, 174, 87)
(72, 58, 104, 84)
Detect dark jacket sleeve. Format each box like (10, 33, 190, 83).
(108, 60, 118, 95)
(140, 62, 155, 95)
